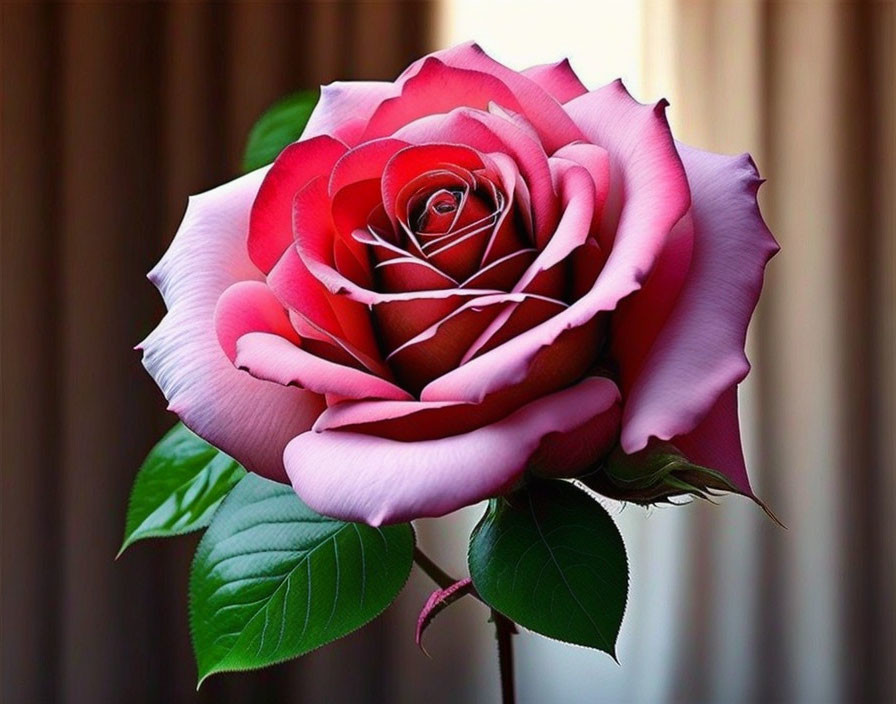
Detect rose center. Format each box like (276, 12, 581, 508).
(415, 189, 463, 233)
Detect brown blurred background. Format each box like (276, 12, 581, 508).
(2, 1, 893, 703)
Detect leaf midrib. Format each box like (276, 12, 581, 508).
(125, 456, 237, 543)
(526, 492, 612, 651)
(204, 519, 354, 676)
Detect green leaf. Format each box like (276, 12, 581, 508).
(242, 90, 318, 173)
(119, 423, 246, 556)
(468, 480, 628, 657)
(189, 473, 414, 685)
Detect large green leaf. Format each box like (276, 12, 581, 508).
(119, 423, 246, 556)
(242, 90, 318, 173)
(190, 473, 414, 685)
(468, 480, 628, 657)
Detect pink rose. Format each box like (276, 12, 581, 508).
(141, 43, 777, 525)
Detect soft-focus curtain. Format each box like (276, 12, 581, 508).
(636, 1, 894, 702)
(1, 3, 445, 704)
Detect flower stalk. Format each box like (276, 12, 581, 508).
(413, 546, 517, 704)
(492, 609, 517, 704)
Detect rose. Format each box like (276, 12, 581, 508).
(141, 43, 777, 526)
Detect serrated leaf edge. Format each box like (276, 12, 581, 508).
(189, 481, 416, 686)
(468, 482, 629, 660)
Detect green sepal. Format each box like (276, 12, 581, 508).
(582, 441, 782, 525)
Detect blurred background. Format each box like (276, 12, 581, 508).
(2, 1, 893, 702)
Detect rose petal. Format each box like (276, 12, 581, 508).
(611, 214, 694, 392)
(141, 170, 325, 479)
(421, 82, 689, 404)
(570, 239, 606, 298)
(268, 240, 342, 336)
(517, 157, 597, 282)
(292, 178, 387, 359)
(552, 142, 611, 232)
(361, 57, 524, 142)
(478, 152, 533, 266)
(333, 234, 372, 288)
(285, 376, 620, 524)
(457, 158, 596, 361)
(529, 399, 622, 478)
(393, 108, 558, 243)
(381, 143, 485, 229)
(423, 218, 493, 281)
(235, 332, 412, 402)
(424, 42, 584, 152)
(522, 58, 588, 103)
(619, 148, 778, 453)
(313, 398, 466, 435)
(382, 292, 556, 395)
(248, 136, 347, 273)
(315, 330, 604, 445)
(376, 257, 458, 293)
(461, 248, 537, 289)
(267, 246, 388, 377)
(216, 281, 375, 376)
(462, 295, 567, 361)
(386, 297, 508, 395)
(328, 137, 409, 195)
(302, 81, 398, 145)
(373, 292, 486, 355)
(674, 386, 750, 493)
(214, 280, 299, 361)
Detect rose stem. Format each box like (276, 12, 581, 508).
(412, 546, 456, 589)
(412, 546, 517, 704)
(492, 609, 517, 704)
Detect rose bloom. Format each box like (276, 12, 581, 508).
(141, 43, 777, 525)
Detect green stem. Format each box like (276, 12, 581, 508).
(412, 546, 455, 589)
(492, 609, 516, 704)
(412, 547, 517, 703)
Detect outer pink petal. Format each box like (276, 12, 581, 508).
(611, 214, 694, 393)
(529, 400, 622, 478)
(522, 59, 588, 103)
(552, 142, 611, 231)
(140, 170, 325, 479)
(302, 81, 398, 145)
(674, 386, 750, 493)
(285, 376, 620, 524)
(620, 148, 778, 454)
(421, 81, 689, 403)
